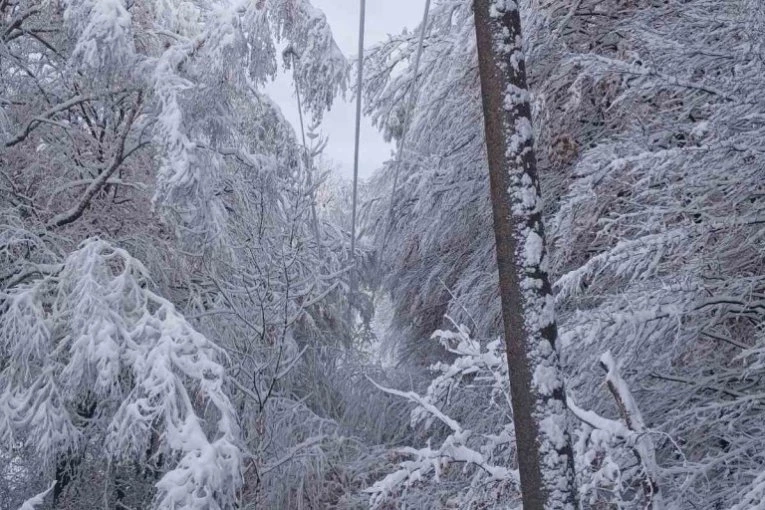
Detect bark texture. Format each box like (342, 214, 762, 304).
(473, 1, 579, 508)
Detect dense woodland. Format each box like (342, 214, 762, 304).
(2, 0, 765, 508)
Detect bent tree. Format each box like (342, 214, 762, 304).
(473, 1, 578, 508)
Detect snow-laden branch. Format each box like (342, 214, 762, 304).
(16, 482, 55, 510)
(569, 352, 663, 509)
(366, 376, 462, 433)
(1, 239, 243, 509)
(365, 325, 519, 508)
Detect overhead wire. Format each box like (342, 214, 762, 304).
(349, 0, 367, 320)
(349, 0, 432, 321)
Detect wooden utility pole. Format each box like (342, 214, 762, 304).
(473, 1, 579, 508)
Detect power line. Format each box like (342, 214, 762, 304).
(349, 0, 367, 319)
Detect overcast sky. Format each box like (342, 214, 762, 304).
(265, 1, 423, 180)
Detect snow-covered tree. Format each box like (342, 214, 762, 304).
(1, 0, 363, 506)
(6, 0, 765, 507)
(550, 0, 765, 506)
(1, 239, 241, 508)
(363, 0, 765, 507)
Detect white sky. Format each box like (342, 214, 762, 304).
(265, 0, 423, 180)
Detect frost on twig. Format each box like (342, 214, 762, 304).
(569, 352, 662, 509)
(366, 322, 518, 508)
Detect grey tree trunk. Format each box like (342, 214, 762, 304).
(473, 1, 579, 508)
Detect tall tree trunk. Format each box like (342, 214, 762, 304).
(473, 1, 579, 508)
